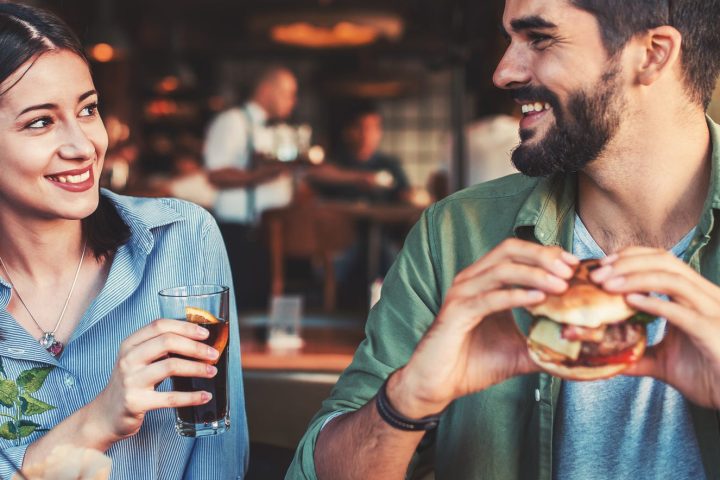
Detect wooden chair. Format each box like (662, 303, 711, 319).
(263, 202, 356, 311)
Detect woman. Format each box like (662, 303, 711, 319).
(0, 3, 247, 479)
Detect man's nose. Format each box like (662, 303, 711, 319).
(493, 44, 532, 90)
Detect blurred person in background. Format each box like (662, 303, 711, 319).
(308, 100, 411, 204)
(203, 66, 297, 310)
(0, 3, 247, 478)
(308, 101, 413, 305)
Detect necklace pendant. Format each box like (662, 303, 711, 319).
(39, 332, 63, 357)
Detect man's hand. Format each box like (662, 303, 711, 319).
(388, 239, 579, 419)
(591, 247, 720, 409)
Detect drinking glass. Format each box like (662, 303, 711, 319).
(158, 284, 230, 437)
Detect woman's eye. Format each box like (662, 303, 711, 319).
(79, 102, 99, 117)
(26, 117, 52, 129)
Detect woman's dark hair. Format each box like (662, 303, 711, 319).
(0, 3, 130, 260)
(572, 0, 720, 109)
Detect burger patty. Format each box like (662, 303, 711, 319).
(572, 322, 645, 357)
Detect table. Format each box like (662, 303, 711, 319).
(240, 318, 366, 373)
(240, 316, 366, 452)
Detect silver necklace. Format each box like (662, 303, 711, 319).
(0, 240, 87, 357)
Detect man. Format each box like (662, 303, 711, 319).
(308, 101, 413, 291)
(288, 1, 720, 479)
(308, 101, 411, 204)
(203, 66, 297, 310)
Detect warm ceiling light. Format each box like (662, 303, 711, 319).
(258, 10, 404, 49)
(89, 43, 115, 62)
(157, 76, 180, 93)
(272, 22, 378, 48)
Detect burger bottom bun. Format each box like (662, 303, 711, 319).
(528, 340, 646, 381)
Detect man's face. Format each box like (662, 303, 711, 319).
(344, 113, 383, 161)
(269, 72, 298, 121)
(494, 0, 628, 176)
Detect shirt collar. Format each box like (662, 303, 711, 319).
(245, 101, 268, 126)
(511, 173, 576, 250)
(100, 189, 184, 256)
(510, 115, 720, 250)
(696, 115, 720, 239)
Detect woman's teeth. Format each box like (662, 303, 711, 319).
(521, 102, 552, 115)
(49, 170, 90, 184)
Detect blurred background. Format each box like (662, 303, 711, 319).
(22, 0, 720, 477)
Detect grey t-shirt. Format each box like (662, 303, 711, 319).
(552, 215, 706, 479)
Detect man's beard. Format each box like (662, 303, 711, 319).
(511, 67, 625, 177)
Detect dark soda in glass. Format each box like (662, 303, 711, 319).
(172, 321, 230, 429)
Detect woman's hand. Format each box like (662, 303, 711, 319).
(592, 247, 720, 409)
(87, 319, 219, 444)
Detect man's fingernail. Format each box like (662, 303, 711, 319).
(207, 347, 219, 359)
(202, 392, 213, 402)
(626, 293, 647, 303)
(591, 265, 612, 282)
(207, 364, 218, 376)
(561, 251, 579, 264)
(605, 276, 626, 289)
(601, 253, 619, 265)
(546, 274, 567, 288)
(553, 259, 574, 277)
(527, 290, 545, 300)
(197, 326, 210, 337)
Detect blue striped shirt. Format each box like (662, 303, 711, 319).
(0, 190, 248, 479)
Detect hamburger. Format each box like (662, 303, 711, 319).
(526, 258, 654, 381)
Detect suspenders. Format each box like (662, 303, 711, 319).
(241, 106, 257, 223)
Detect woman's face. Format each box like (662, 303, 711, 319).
(0, 50, 107, 222)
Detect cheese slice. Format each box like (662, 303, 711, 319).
(528, 319, 582, 361)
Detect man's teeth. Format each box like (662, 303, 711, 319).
(521, 102, 552, 114)
(50, 170, 90, 184)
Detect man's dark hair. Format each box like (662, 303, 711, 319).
(0, 2, 130, 259)
(572, 0, 720, 108)
(340, 99, 381, 130)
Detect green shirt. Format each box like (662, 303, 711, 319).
(286, 119, 720, 480)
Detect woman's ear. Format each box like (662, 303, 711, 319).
(635, 25, 683, 86)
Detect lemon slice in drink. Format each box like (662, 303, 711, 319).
(185, 306, 220, 324)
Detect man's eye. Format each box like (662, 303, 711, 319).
(529, 34, 554, 50)
(26, 117, 52, 129)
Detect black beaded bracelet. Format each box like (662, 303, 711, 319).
(375, 378, 441, 431)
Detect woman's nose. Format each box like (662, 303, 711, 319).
(57, 122, 95, 160)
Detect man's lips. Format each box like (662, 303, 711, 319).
(520, 108, 551, 131)
(45, 165, 95, 192)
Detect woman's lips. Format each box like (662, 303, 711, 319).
(45, 166, 95, 192)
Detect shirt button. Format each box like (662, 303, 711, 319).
(64, 374, 75, 388)
(534, 388, 541, 402)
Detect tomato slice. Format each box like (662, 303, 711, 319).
(581, 347, 638, 366)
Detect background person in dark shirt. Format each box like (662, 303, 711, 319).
(309, 100, 411, 204)
(308, 101, 413, 306)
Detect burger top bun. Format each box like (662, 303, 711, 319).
(526, 259, 637, 329)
